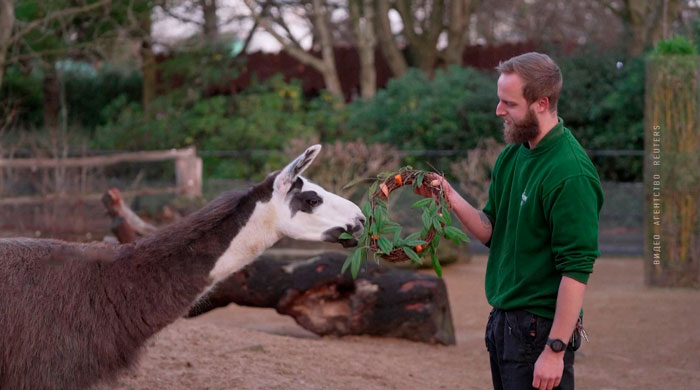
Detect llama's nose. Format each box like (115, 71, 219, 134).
(357, 216, 366, 226)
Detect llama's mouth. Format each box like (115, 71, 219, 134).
(322, 227, 359, 248)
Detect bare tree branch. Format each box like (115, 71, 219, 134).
(243, 0, 325, 69)
(9, 0, 112, 46)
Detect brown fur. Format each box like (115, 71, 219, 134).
(0, 175, 275, 390)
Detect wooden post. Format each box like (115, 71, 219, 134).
(644, 54, 700, 288)
(174, 146, 202, 198)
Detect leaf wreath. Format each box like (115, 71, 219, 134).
(341, 167, 470, 278)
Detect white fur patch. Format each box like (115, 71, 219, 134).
(208, 202, 281, 282)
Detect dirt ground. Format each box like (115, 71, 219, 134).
(100, 255, 700, 390)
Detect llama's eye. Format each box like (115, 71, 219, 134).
(307, 198, 319, 207)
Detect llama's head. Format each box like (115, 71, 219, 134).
(273, 145, 364, 247)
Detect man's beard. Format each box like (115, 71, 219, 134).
(503, 108, 540, 145)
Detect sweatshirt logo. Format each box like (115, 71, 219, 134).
(520, 192, 528, 206)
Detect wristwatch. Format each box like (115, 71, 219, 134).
(546, 338, 566, 353)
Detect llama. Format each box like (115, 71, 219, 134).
(0, 145, 364, 390)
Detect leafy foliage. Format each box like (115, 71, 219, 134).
(345, 67, 502, 152)
(651, 36, 698, 56)
(342, 168, 470, 278)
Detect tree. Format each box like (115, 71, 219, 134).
(244, 0, 344, 101)
(598, 0, 683, 55)
(349, 0, 376, 98)
(0, 0, 14, 90)
(0, 0, 111, 93)
(374, 0, 407, 77)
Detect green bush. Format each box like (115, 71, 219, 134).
(65, 65, 142, 129)
(94, 75, 317, 180)
(346, 67, 501, 151)
(556, 48, 645, 181)
(651, 36, 698, 56)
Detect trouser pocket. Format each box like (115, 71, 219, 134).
(502, 310, 552, 363)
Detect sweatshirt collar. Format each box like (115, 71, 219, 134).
(519, 117, 565, 157)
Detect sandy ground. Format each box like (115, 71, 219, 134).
(100, 256, 700, 390)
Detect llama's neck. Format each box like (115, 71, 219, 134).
(105, 180, 278, 338)
(208, 201, 281, 282)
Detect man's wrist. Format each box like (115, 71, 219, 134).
(546, 337, 567, 354)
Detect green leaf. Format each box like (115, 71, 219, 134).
(375, 198, 388, 209)
(416, 172, 425, 188)
(351, 250, 363, 278)
(441, 206, 452, 224)
(402, 247, 422, 264)
(377, 170, 394, 180)
(431, 253, 443, 278)
(368, 181, 378, 196)
(338, 232, 354, 240)
(428, 200, 438, 213)
(445, 226, 469, 243)
(342, 249, 360, 275)
(405, 239, 428, 247)
(405, 232, 421, 242)
(375, 209, 384, 231)
(381, 224, 401, 235)
(361, 202, 372, 218)
(411, 198, 433, 209)
(392, 227, 402, 244)
(421, 209, 432, 230)
(377, 237, 393, 254)
(432, 218, 443, 234)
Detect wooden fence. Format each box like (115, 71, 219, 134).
(0, 147, 202, 206)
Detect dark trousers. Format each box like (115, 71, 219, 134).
(485, 308, 575, 390)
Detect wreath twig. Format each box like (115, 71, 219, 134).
(341, 167, 470, 278)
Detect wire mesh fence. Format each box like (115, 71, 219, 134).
(0, 148, 645, 255)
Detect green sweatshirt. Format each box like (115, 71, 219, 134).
(482, 119, 604, 319)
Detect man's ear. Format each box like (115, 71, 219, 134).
(274, 145, 321, 194)
(533, 96, 550, 113)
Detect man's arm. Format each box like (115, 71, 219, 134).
(447, 185, 493, 245)
(532, 276, 586, 390)
(416, 174, 493, 244)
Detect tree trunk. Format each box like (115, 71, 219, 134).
(199, 0, 219, 39)
(42, 64, 60, 133)
(374, 0, 407, 78)
(644, 54, 700, 288)
(0, 0, 14, 91)
(395, 0, 444, 75)
(350, 0, 376, 99)
(312, 0, 344, 100)
(614, 0, 682, 56)
(244, 0, 344, 102)
(140, 12, 156, 117)
(444, 0, 479, 66)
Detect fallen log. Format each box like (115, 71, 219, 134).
(189, 252, 455, 345)
(103, 188, 456, 345)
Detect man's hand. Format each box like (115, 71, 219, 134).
(532, 347, 564, 390)
(413, 173, 453, 208)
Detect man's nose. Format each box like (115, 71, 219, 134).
(496, 101, 506, 117)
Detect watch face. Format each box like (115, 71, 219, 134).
(549, 338, 566, 352)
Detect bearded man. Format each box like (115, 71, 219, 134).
(417, 52, 604, 390)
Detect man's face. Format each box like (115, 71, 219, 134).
(496, 73, 540, 145)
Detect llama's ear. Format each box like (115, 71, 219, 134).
(274, 144, 321, 193)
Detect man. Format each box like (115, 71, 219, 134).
(418, 52, 603, 390)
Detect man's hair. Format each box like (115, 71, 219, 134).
(496, 52, 562, 112)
